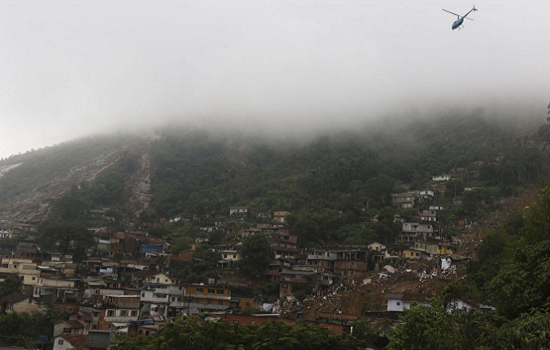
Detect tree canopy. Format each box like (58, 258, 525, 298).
(240, 234, 273, 277)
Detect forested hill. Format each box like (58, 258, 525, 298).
(0, 111, 546, 232)
(146, 112, 542, 218)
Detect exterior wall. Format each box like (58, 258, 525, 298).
(333, 261, 368, 273)
(22, 274, 40, 285)
(84, 288, 125, 299)
(387, 298, 430, 312)
(437, 246, 454, 255)
(136, 326, 159, 337)
(8, 298, 41, 314)
(368, 243, 385, 251)
(100, 309, 139, 329)
(54, 322, 84, 337)
(143, 273, 173, 285)
(220, 251, 240, 261)
(140, 290, 169, 303)
(402, 249, 423, 260)
(402, 223, 434, 233)
(53, 337, 77, 350)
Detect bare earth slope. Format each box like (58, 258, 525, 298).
(0, 137, 151, 223)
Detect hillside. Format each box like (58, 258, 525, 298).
(0, 134, 150, 223)
(0, 111, 544, 231)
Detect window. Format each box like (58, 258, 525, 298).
(218, 300, 224, 305)
(58, 339, 64, 345)
(131, 310, 137, 317)
(207, 288, 215, 294)
(142, 293, 145, 297)
(107, 310, 115, 317)
(139, 330, 143, 335)
(196, 287, 203, 293)
(120, 310, 128, 317)
(216, 289, 224, 294)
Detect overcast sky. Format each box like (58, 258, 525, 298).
(1, 0, 549, 158)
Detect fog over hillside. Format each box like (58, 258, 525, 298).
(1, 0, 549, 158)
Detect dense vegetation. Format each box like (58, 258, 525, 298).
(113, 317, 365, 350)
(144, 113, 543, 247)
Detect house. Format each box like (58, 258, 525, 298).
(273, 211, 291, 224)
(419, 210, 437, 222)
(238, 227, 262, 239)
(367, 242, 386, 252)
(398, 222, 435, 243)
(53, 334, 87, 350)
(229, 207, 248, 220)
(133, 271, 174, 285)
(168, 285, 233, 314)
(0, 287, 40, 314)
(391, 193, 415, 209)
(140, 244, 163, 258)
(33, 277, 76, 301)
(87, 330, 115, 350)
(428, 183, 447, 194)
(100, 295, 141, 329)
(218, 250, 240, 268)
(432, 174, 451, 181)
(385, 293, 431, 312)
(68, 311, 94, 333)
(53, 320, 86, 337)
(279, 270, 317, 297)
(401, 248, 427, 260)
(257, 212, 272, 220)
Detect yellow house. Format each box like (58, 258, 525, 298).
(185, 285, 232, 308)
(437, 245, 454, 255)
(402, 249, 424, 260)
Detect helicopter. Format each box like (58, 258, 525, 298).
(442, 6, 478, 30)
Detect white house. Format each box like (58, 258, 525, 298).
(53, 334, 86, 350)
(432, 175, 451, 181)
(385, 293, 431, 312)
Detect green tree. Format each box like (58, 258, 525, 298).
(0, 275, 22, 298)
(522, 184, 550, 245)
(39, 222, 94, 254)
(240, 234, 273, 277)
(487, 240, 550, 318)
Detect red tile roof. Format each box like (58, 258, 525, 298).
(59, 334, 87, 348)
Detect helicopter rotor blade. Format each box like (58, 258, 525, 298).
(465, 17, 474, 21)
(442, 9, 460, 16)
